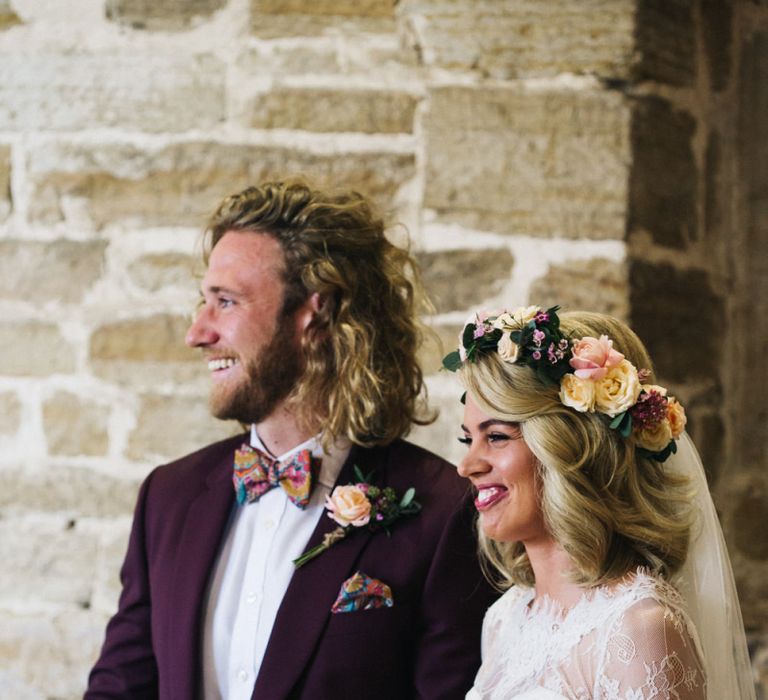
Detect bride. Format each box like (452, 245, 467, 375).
(443, 307, 755, 700)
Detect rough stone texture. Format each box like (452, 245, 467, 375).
(0, 143, 10, 220)
(419, 322, 462, 376)
(106, 0, 227, 30)
(0, 392, 21, 435)
(127, 252, 199, 293)
(705, 130, 723, 241)
(529, 258, 629, 319)
(0, 609, 107, 699)
(629, 261, 725, 384)
(89, 314, 204, 386)
(28, 142, 415, 229)
(126, 393, 240, 461)
(0, 322, 77, 376)
(0, 240, 107, 304)
(628, 97, 697, 249)
(0, 467, 138, 518)
(0, 519, 98, 606)
(402, 0, 636, 79)
(701, 0, 733, 92)
(250, 0, 396, 37)
(735, 31, 768, 476)
(417, 247, 514, 314)
(633, 0, 696, 86)
(0, 53, 224, 132)
(732, 481, 768, 561)
(252, 88, 419, 134)
(43, 392, 110, 457)
(425, 86, 631, 238)
(0, 0, 20, 29)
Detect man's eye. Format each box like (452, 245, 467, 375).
(218, 297, 234, 308)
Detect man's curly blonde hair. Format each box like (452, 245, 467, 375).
(204, 179, 434, 448)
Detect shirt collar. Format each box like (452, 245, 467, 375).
(249, 425, 351, 490)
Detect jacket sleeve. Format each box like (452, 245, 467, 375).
(85, 472, 159, 699)
(413, 489, 497, 699)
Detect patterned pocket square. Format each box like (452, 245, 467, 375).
(331, 571, 394, 614)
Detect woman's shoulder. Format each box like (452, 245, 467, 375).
(484, 584, 533, 621)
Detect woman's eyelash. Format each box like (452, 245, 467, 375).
(457, 436, 471, 445)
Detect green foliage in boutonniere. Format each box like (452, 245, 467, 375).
(293, 466, 421, 569)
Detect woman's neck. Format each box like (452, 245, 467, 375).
(524, 537, 585, 610)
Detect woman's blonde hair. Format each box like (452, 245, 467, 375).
(461, 311, 693, 590)
(205, 179, 434, 448)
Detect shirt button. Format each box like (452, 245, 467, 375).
(246, 591, 262, 605)
(263, 518, 275, 530)
(237, 669, 248, 683)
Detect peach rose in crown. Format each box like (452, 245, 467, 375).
(559, 374, 596, 413)
(593, 359, 642, 417)
(570, 335, 625, 381)
(636, 418, 674, 452)
(497, 332, 520, 363)
(325, 485, 371, 527)
(666, 397, 687, 439)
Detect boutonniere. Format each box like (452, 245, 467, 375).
(293, 466, 421, 569)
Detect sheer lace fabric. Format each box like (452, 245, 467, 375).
(467, 571, 706, 700)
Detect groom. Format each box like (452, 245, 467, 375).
(86, 179, 496, 699)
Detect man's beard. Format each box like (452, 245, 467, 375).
(209, 325, 304, 425)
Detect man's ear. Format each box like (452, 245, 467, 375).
(297, 292, 325, 333)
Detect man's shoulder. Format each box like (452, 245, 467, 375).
(147, 431, 247, 490)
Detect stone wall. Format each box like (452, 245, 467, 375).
(0, 0, 766, 696)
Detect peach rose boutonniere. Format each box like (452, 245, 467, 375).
(293, 467, 421, 569)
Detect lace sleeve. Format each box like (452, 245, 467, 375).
(598, 597, 706, 700)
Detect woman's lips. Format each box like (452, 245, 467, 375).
(474, 486, 508, 511)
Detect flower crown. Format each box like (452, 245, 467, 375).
(442, 306, 686, 462)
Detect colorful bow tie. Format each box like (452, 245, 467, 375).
(233, 444, 317, 509)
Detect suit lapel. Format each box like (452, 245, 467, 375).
(167, 437, 242, 700)
(252, 444, 388, 699)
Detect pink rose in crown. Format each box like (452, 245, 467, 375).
(570, 335, 625, 380)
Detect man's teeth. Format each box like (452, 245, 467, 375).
(208, 358, 238, 371)
(477, 487, 504, 505)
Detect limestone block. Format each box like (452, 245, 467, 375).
(700, 0, 732, 92)
(89, 313, 204, 387)
(0, 143, 10, 220)
(250, 0, 396, 37)
(401, 0, 635, 79)
(43, 392, 109, 457)
(0, 608, 107, 699)
(0, 467, 138, 518)
(417, 247, 514, 314)
(419, 322, 462, 377)
(0, 53, 224, 132)
(628, 261, 724, 384)
(28, 142, 415, 229)
(0, 240, 107, 304)
(0, 518, 98, 606)
(528, 258, 629, 320)
(0, 391, 20, 435)
(732, 479, 768, 561)
(106, 0, 227, 30)
(240, 45, 342, 76)
(634, 0, 695, 86)
(127, 252, 199, 293)
(424, 86, 630, 238)
(0, 0, 20, 29)
(126, 393, 241, 461)
(629, 97, 697, 249)
(251, 88, 419, 134)
(0, 321, 76, 376)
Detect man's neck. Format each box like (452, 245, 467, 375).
(253, 405, 314, 457)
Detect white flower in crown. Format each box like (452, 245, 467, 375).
(493, 305, 540, 331)
(497, 332, 520, 363)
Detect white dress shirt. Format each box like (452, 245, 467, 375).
(201, 428, 350, 700)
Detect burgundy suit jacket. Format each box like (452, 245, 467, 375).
(85, 433, 497, 699)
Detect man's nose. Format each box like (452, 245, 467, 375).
(185, 306, 218, 347)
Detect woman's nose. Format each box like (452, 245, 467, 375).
(457, 445, 490, 479)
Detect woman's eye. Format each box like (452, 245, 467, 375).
(457, 436, 472, 446)
(487, 433, 510, 444)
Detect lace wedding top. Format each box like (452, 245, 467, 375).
(467, 571, 706, 700)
